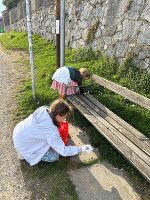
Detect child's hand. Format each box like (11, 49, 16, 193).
(81, 144, 93, 153)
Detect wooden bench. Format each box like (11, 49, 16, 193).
(67, 74, 150, 182)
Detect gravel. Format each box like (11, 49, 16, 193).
(0, 47, 32, 199)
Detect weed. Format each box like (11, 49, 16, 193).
(0, 31, 150, 199)
(86, 19, 100, 44)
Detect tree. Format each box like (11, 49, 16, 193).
(2, 0, 20, 10)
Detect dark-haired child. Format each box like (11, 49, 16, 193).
(13, 99, 93, 166)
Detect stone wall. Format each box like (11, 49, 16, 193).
(3, 0, 150, 72)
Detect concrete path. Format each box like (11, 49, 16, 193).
(68, 124, 141, 200)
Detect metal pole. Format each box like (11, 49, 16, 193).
(25, 0, 36, 99)
(56, 0, 60, 68)
(60, 0, 65, 67)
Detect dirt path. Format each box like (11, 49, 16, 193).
(0, 47, 33, 199)
(0, 46, 142, 200)
(0, 47, 51, 200)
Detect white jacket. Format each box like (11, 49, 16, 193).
(52, 66, 71, 84)
(13, 106, 81, 166)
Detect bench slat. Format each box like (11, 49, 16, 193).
(77, 95, 150, 167)
(67, 95, 150, 182)
(85, 93, 149, 141)
(92, 74, 150, 110)
(84, 94, 150, 155)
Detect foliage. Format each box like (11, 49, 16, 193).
(0, 31, 58, 117)
(118, 58, 150, 95)
(0, 31, 149, 134)
(0, 31, 149, 133)
(86, 19, 100, 44)
(3, 0, 20, 9)
(0, 31, 79, 200)
(0, 32, 150, 198)
(65, 47, 100, 63)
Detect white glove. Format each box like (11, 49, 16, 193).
(81, 144, 93, 153)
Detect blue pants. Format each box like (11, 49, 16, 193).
(41, 148, 59, 162)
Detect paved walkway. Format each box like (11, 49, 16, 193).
(68, 124, 141, 200)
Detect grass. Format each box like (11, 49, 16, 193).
(0, 31, 150, 199)
(20, 159, 79, 200)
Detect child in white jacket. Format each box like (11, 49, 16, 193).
(51, 66, 90, 98)
(13, 99, 93, 166)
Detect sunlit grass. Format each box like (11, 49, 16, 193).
(0, 31, 150, 199)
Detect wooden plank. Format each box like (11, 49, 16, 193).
(77, 95, 150, 167)
(67, 95, 150, 182)
(92, 74, 150, 110)
(79, 94, 150, 156)
(85, 93, 150, 142)
(83, 94, 150, 155)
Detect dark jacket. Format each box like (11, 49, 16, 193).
(67, 67, 83, 86)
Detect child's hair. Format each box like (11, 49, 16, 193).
(49, 99, 72, 127)
(79, 68, 90, 79)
